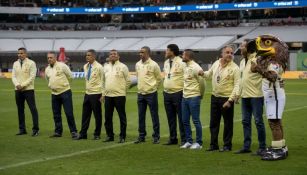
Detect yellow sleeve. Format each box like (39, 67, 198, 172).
(11, 62, 19, 87)
(154, 64, 162, 89)
(123, 65, 131, 91)
(229, 67, 240, 101)
(63, 63, 73, 81)
(100, 65, 105, 95)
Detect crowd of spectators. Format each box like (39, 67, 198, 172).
(1, 17, 306, 31)
(0, 0, 287, 7)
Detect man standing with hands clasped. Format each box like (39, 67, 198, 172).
(103, 49, 130, 143)
(45, 51, 78, 139)
(134, 46, 162, 144)
(163, 44, 186, 146)
(77, 49, 104, 140)
(12, 47, 39, 136)
(199, 45, 240, 152)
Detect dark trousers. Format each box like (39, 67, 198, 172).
(15, 90, 39, 132)
(163, 91, 186, 143)
(80, 94, 102, 137)
(210, 95, 234, 149)
(241, 97, 266, 150)
(137, 91, 160, 139)
(51, 90, 77, 134)
(104, 96, 127, 139)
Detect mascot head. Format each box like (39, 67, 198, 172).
(247, 34, 289, 70)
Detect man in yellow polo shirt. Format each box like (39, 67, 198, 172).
(134, 46, 162, 144)
(12, 47, 39, 136)
(45, 51, 78, 139)
(77, 49, 104, 140)
(234, 39, 266, 155)
(103, 49, 130, 143)
(180, 49, 205, 150)
(199, 45, 240, 152)
(163, 44, 186, 146)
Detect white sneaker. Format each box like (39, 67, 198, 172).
(180, 142, 192, 149)
(190, 143, 202, 150)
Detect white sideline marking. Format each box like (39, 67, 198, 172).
(0, 105, 306, 171)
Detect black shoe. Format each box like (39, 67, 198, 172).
(31, 131, 39, 137)
(252, 148, 267, 156)
(16, 131, 27, 136)
(50, 133, 62, 138)
(77, 135, 88, 140)
(163, 139, 178, 145)
(206, 146, 219, 152)
(93, 136, 100, 140)
(71, 132, 79, 140)
(153, 138, 160, 144)
(118, 138, 125, 143)
(103, 137, 114, 142)
(134, 138, 145, 144)
(234, 148, 252, 154)
(219, 147, 232, 152)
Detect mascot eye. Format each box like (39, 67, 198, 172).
(264, 40, 272, 46)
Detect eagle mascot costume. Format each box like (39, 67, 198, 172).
(247, 34, 289, 161)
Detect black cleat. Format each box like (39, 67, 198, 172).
(118, 138, 125, 143)
(50, 133, 62, 138)
(134, 138, 145, 144)
(31, 131, 39, 137)
(103, 137, 114, 142)
(16, 131, 27, 136)
(234, 148, 252, 154)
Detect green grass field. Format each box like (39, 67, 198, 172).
(0, 78, 306, 175)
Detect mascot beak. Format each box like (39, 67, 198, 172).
(255, 37, 275, 57)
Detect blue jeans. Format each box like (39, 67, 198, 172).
(241, 97, 266, 150)
(52, 90, 77, 134)
(182, 96, 202, 145)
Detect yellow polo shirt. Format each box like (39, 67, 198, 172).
(239, 53, 263, 98)
(45, 61, 72, 95)
(203, 59, 240, 101)
(136, 58, 162, 95)
(104, 60, 130, 97)
(84, 60, 104, 95)
(163, 56, 185, 93)
(12, 58, 37, 91)
(183, 60, 205, 98)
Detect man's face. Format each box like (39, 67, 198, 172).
(86, 52, 95, 63)
(139, 48, 148, 60)
(47, 53, 57, 65)
(17, 49, 27, 60)
(165, 48, 174, 59)
(109, 51, 119, 63)
(240, 41, 248, 57)
(222, 47, 234, 63)
(182, 51, 189, 62)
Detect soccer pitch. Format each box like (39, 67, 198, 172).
(0, 78, 306, 175)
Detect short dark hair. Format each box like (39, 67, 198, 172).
(167, 44, 179, 56)
(87, 49, 97, 57)
(47, 51, 57, 58)
(184, 49, 194, 59)
(18, 47, 27, 52)
(141, 46, 151, 54)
